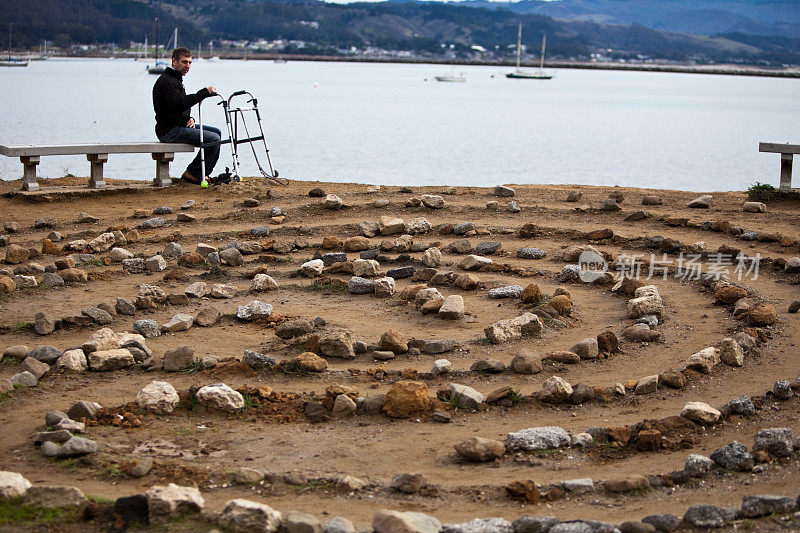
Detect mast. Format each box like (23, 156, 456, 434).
(154, 13, 159, 62)
(539, 33, 546, 70)
(174, 27, 178, 49)
(516, 22, 522, 70)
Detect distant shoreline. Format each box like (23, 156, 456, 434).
(45, 52, 800, 79)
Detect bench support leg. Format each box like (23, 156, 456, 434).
(86, 153, 108, 189)
(780, 153, 793, 192)
(20, 156, 40, 191)
(152, 152, 174, 187)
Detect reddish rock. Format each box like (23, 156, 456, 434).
(382, 381, 432, 418)
(586, 228, 613, 241)
(379, 330, 408, 354)
(544, 351, 581, 364)
(747, 304, 777, 326)
(597, 331, 619, 353)
(548, 295, 573, 316)
(636, 429, 662, 451)
(607, 426, 632, 446)
(520, 283, 541, 304)
(41, 239, 60, 255)
(659, 370, 686, 389)
(714, 284, 748, 304)
(58, 268, 87, 283)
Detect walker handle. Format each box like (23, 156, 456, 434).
(231, 90, 247, 97)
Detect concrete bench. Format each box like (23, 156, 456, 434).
(0, 143, 195, 191)
(759, 142, 800, 191)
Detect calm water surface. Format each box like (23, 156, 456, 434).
(0, 58, 797, 191)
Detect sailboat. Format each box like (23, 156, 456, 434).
(206, 41, 220, 62)
(435, 68, 466, 82)
(1, 23, 28, 67)
(506, 23, 552, 80)
(147, 16, 172, 74)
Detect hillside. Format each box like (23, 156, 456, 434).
(2, 0, 799, 65)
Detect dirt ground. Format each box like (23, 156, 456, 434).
(0, 175, 798, 530)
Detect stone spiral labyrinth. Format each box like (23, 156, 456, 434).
(0, 177, 798, 531)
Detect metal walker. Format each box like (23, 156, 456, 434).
(197, 90, 286, 186)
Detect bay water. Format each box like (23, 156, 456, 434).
(0, 58, 797, 192)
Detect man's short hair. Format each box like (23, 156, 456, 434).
(172, 47, 192, 61)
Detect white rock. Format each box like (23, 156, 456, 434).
(406, 217, 432, 234)
(484, 313, 543, 344)
(56, 349, 87, 372)
(0, 471, 32, 498)
(421, 247, 442, 268)
(685, 347, 720, 373)
(185, 281, 210, 298)
(251, 274, 278, 292)
(681, 401, 721, 425)
(162, 313, 194, 333)
(300, 259, 324, 277)
(719, 338, 744, 367)
(353, 259, 381, 277)
(432, 359, 451, 375)
(196, 383, 244, 412)
(137, 381, 180, 414)
(146, 483, 205, 525)
(219, 498, 283, 533)
(373, 277, 395, 297)
(108, 247, 134, 261)
(449, 383, 484, 410)
(505, 426, 570, 451)
(88, 233, 116, 253)
(88, 349, 135, 371)
(145, 255, 167, 272)
(438, 295, 465, 319)
(459, 254, 492, 271)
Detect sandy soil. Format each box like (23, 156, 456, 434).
(0, 175, 798, 530)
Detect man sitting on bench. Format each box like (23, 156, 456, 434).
(153, 46, 219, 184)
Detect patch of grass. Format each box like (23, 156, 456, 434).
(747, 182, 780, 202)
(2, 356, 21, 365)
(185, 359, 205, 374)
(0, 498, 80, 526)
(239, 394, 258, 413)
(10, 322, 32, 333)
(100, 462, 125, 479)
(508, 389, 526, 406)
(12, 383, 24, 391)
(282, 362, 309, 377)
(86, 495, 114, 505)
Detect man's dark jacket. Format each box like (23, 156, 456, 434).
(152, 67, 211, 139)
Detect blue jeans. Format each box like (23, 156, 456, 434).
(160, 125, 221, 178)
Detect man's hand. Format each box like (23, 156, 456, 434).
(186, 118, 195, 128)
(207, 86, 217, 94)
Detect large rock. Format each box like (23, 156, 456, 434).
(454, 436, 505, 462)
(718, 338, 744, 366)
(58, 436, 97, 457)
(540, 376, 573, 403)
(484, 313, 543, 344)
(146, 483, 205, 525)
(251, 274, 278, 292)
(681, 401, 720, 424)
(752, 428, 794, 457)
(382, 381, 432, 418)
(300, 259, 324, 277)
(505, 427, 570, 451)
(740, 495, 796, 518)
(687, 195, 713, 208)
(378, 216, 406, 235)
(0, 471, 32, 498)
(196, 383, 245, 412)
(682, 505, 736, 528)
(710, 441, 754, 471)
(684, 347, 719, 373)
(628, 294, 664, 319)
(28, 345, 63, 364)
(22, 485, 87, 508)
(438, 295, 464, 320)
(56, 349, 88, 372)
(421, 195, 445, 209)
(133, 320, 161, 339)
(137, 381, 180, 414)
(569, 338, 599, 359)
(4, 244, 30, 264)
(185, 281, 210, 298)
(459, 254, 492, 271)
(162, 313, 194, 333)
(88, 349, 135, 371)
(747, 304, 777, 326)
(379, 330, 407, 354)
(163, 346, 196, 372)
(510, 351, 542, 374)
(449, 383, 484, 411)
(318, 332, 355, 359)
(372, 509, 441, 533)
